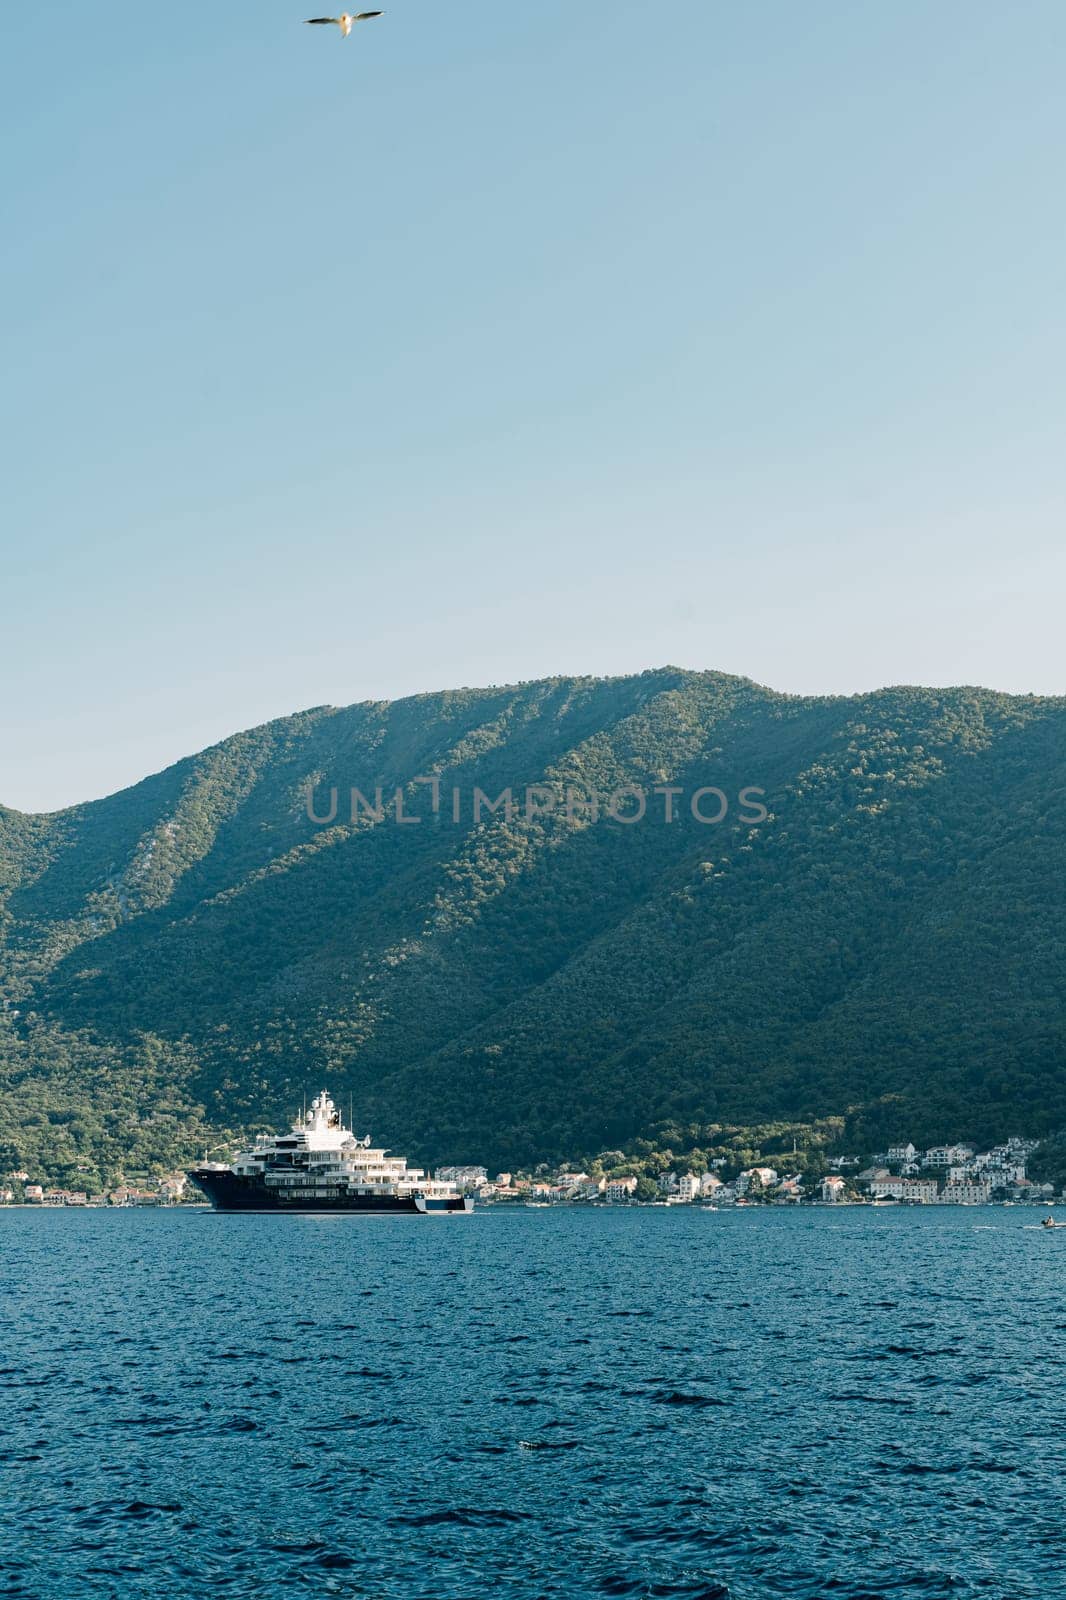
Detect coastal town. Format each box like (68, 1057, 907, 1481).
(440, 1135, 1058, 1207)
(1, 1135, 1058, 1209)
(0, 1171, 193, 1207)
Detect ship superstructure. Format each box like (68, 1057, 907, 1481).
(189, 1091, 474, 1214)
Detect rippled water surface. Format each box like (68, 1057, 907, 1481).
(2, 1206, 1064, 1598)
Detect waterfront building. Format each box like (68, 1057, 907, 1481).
(990, 1162, 1026, 1184)
(436, 1165, 488, 1187)
(821, 1176, 847, 1202)
(605, 1176, 638, 1201)
(869, 1177, 939, 1203)
(887, 1143, 917, 1164)
(924, 1145, 975, 1168)
(736, 1166, 778, 1196)
(942, 1179, 993, 1204)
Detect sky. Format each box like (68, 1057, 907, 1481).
(2, 0, 1064, 813)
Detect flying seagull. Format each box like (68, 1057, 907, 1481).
(305, 12, 383, 36)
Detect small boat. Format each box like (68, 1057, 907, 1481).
(1041, 1217, 1065, 1229)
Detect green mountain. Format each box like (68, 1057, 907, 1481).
(2, 669, 1065, 1188)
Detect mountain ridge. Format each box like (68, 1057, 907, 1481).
(2, 668, 1065, 1186)
(12, 667, 1052, 821)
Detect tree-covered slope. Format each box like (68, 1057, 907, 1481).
(2, 669, 1065, 1184)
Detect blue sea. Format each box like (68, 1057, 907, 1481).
(1, 1206, 1063, 1599)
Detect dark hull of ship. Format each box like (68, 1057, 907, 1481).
(189, 1169, 473, 1215)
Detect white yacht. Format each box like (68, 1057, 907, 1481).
(189, 1091, 474, 1215)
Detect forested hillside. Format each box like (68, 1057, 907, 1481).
(2, 668, 1065, 1187)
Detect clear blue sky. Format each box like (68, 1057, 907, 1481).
(2, 1, 1064, 813)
